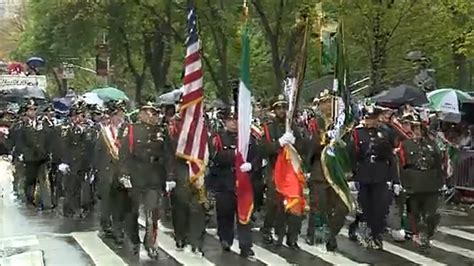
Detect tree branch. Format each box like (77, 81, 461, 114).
(118, 26, 140, 81)
(251, 0, 275, 41)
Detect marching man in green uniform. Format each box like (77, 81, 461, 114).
(305, 91, 348, 251)
(398, 114, 444, 249)
(119, 102, 166, 259)
(261, 94, 303, 249)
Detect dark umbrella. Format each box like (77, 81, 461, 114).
(0, 86, 47, 100)
(26, 57, 46, 68)
(373, 84, 428, 108)
(53, 97, 71, 113)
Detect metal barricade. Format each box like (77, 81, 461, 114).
(453, 150, 474, 191)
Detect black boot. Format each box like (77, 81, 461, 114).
(240, 249, 256, 261)
(305, 234, 315, 246)
(326, 237, 338, 252)
(261, 230, 274, 244)
(348, 221, 358, 242)
(372, 236, 383, 250)
(220, 241, 231, 252)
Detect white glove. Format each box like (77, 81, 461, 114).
(348, 181, 357, 191)
(240, 162, 252, 173)
(58, 163, 70, 174)
(166, 181, 177, 192)
(393, 184, 403, 196)
(262, 159, 268, 167)
(18, 154, 24, 162)
(278, 132, 295, 147)
(7, 155, 13, 162)
(119, 175, 132, 188)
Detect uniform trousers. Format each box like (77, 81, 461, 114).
(215, 191, 252, 252)
(408, 192, 440, 238)
(358, 182, 390, 237)
(63, 170, 85, 216)
(307, 182, 348, 239)
(126, 189, 160, 248)
(170, 181, 206, 250)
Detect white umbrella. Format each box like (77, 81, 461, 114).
(157, 88, 182, 105)
(81, 92, 104, 107)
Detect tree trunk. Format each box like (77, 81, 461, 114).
(454, 51, 469, 90)
(368, 8, 386, 96)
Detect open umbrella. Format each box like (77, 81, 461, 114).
(0, 86, 47, 100)
(427, 88, 473, 113)
(373, 84, 428, 108)
(81, 92, 104, 107)
(53, 97, 72, 113)
(26, 57, 46, 68)
(156, 88, 182, 105)
(91, 87, 129, 102)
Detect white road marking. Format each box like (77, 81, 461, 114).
(452, 225, 474, 230)
(340, 229, 446, 266)
(137, 219, 215, 266)
(0, 250, 45, 266)
(0, 235, 39, 249)
(430, 240, 474, 259)
(296, 238, 368, 265)
(71, 231, 128, 266)
(206, 228, 292, 265)
(438, 226, 474, 242)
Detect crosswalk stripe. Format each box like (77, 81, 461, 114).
(430, 240, 474, 259)
(206, 228, 292, 265)
(438, 226, 474, 242)
(0, 235, 39, 249)
(71, 231, 128, 266)
(296, 238, 368, 265)
(0, 250, 45, 266)
(453, 225, 474, 230)
(137, 218, 215, 266)
(340, 229, 446, 266)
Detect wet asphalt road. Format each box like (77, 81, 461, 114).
(1, 160, 473, 266)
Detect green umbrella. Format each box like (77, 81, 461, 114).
(427, 88, 473, 113)
(91, 87, 129, 102)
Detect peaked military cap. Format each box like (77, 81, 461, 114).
(271, 94, 288, 108)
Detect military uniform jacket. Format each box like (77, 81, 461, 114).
(20, 118, 48, 163)
(399, 138, 444, 193)
(93, 123, 121, 175)
(306, 114, 330, 183)
(351, 126, 399, 184)
(58, 123, 90, 173)
(262, 119, 303, 171)
(209, 130, 261, 192)
(119, 122, 165, 190)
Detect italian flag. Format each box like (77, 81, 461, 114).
(236, 22, 254, 225)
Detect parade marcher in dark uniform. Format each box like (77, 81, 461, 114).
(398, 114, 443, 248)
(57, 104, 89, 218)
(166, 110, 207, 256)
(40, 104, 61, 208)
(120, 102, 165, 259)
(350, 105, 400, 249)
(9, 105, 26, 199)
(209, 106, 260, 260)
(305, 92, 348, 251)
(20, 100, 50, 208)
(261, 94, 303, 249)
(94, 107, 121, 239)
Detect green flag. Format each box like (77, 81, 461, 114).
(332, 19, 352, 127)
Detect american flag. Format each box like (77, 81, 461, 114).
(176, 6, 209, 190)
